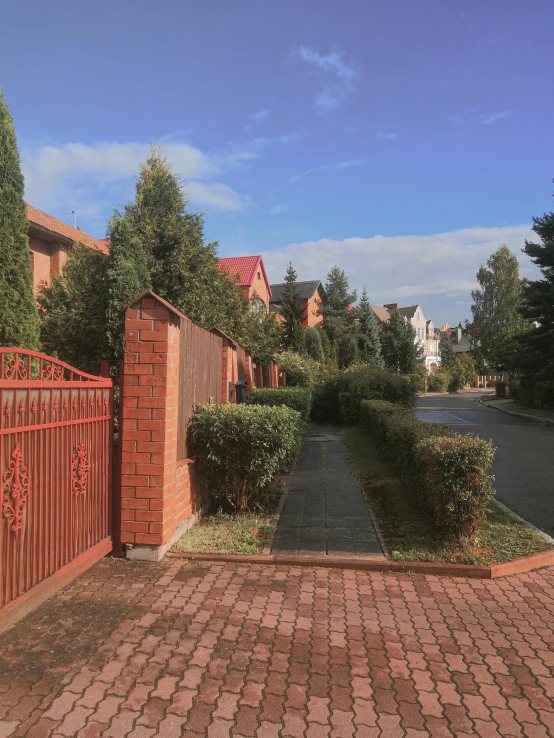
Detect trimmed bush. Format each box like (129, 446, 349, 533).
(360, 399, 495, 542)
(246, 387, 312, 421)
(405, 373, 426, 394)
(495, 380, 507, 398)
(190, 403, 303, 511)
(509, 379, 520, 401)
(415, 435, 495, 540)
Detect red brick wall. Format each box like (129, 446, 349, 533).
(120, 294, 196, 548)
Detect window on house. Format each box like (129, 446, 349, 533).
(250, 297, 265, 316)
(257, 271, 261, 280)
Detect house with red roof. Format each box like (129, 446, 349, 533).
(218, 255, 272, 314)
(27, 204, 108, 292)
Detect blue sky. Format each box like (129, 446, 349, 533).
(2, 0, 553, 325)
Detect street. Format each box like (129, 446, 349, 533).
(416, 392, 554, 537)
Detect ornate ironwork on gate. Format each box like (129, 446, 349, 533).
(0, 349, 113, 608)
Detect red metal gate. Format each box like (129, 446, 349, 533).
(0, 349, 113, 609)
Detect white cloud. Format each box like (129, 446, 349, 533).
(375, 132, 398, 141)
(269, 203, 289, 215)
(290, 158, 369, 183)
(21, 139, 252, 232)
(296, 45, 360, 114)
(480, 110, 513, 125)
(260, 224, 540, 323)
(250, 109, 271, 125)
(344, 126, 357, 137)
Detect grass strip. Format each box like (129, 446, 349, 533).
(341, 425, 549, 565)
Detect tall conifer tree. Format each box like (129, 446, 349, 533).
(357, 288, 382, 363)
(0, 88, 40, 349)
(279, 262, 304, 351)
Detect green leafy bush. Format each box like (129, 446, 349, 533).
(495, 380, 507, 398)
(246, 387, 312, 421)
(360, 399, 495, 542)
(311, 364, 416, 424)
(428, 371, 449, 393)
(190, 403, 303, 511)
(508, 379, 520, 401)
(311, 375, 342, 423)
(277, 350, 323, 388)
(406, 373, 426, 394)
(534, 380, 554, 408)
(415, 435, 495, 540)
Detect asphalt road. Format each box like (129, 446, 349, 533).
(415, 392, 554, 537)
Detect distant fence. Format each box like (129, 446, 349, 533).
(475, 375, 507, 388)
(177, 319, 223, 461)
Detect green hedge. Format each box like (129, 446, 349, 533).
(190, 404, 303, 511)
(246, 387, 312, 421)
(312, 364, 416, 424)
(506, 378, 554, 408)
(428, 371, 449, 393)
(360, 399, 495, 542)
(276, 351, 323, 387)
(495, 380, 507, 398)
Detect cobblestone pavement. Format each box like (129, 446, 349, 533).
(2, 559, 554, 736)
(272, 430, 383, 558)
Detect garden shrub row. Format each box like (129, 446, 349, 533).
(190, 403, 303, 512)
(311, 364, 417, 424)
(360, 399, 496, 542)
(246, 387, 313, 421)
(510, 378, 554, 408)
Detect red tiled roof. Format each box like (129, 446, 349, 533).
(218, 255, 272, 297)
(26, 204, 108, 254)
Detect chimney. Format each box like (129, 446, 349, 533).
(383, 303, 399, 310)
(456, 327, 462, 342)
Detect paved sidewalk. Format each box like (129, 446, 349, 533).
(271, 428, 383, 558)
(486, 398, 554, 425)
(2, 558, 554, 736)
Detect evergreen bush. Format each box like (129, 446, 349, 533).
(0, 88, 40, 349)
(190, 403, 303, 511)
(246, 387, 312, 421)
(277, 350, 322, 387)
(495, 380, 507, 398)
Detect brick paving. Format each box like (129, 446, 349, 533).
(1, 559, 554, 735)
(272, 429, 382, 558)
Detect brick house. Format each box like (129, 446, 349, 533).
(27, 204, 108, 292)
(217, 255, 272, 314)
(269, 280, 326, 327)
(370, 302, 441, 372)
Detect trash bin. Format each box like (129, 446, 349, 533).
(235, 379, 248, 403)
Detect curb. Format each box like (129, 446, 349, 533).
(263, 486, 288, 556)
(167, 547, 554, 579)
(478, 398, 554, 427)
(491, 498, 554, 547)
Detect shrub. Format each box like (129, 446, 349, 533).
(534, 380, 554, 408)
(277, 350, 323, 388)
(415, 435, 495, 540)
(406, 373, 426, 394)
(495, 380, 507, 398)
(508, 379, 520, 401)
(190, 403, 303, 511)
(246, 387, 312, 421)
(360, 399, 495, 542)
(428, 371, 449, 393)
(311, 376, 342, 423)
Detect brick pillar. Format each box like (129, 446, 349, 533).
(255, 364, 263, 389)
(244, 350, 254, 392)
(278, 366, 287, 387)
(120, 292, 182, 561)
(272, 361, 279, 388)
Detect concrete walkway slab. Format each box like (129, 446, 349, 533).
(272, 427, 384, 558)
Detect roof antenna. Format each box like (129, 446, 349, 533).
(63, 210, 77, 228)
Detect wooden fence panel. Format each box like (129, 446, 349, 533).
(177, 319, 223, 461)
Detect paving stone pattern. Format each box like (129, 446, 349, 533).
(1, 559, 554, 736)
(272, 432, 382, 557)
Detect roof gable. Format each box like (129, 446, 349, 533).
(27, 204, 108, 254)
(218, 255, 272, 297)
